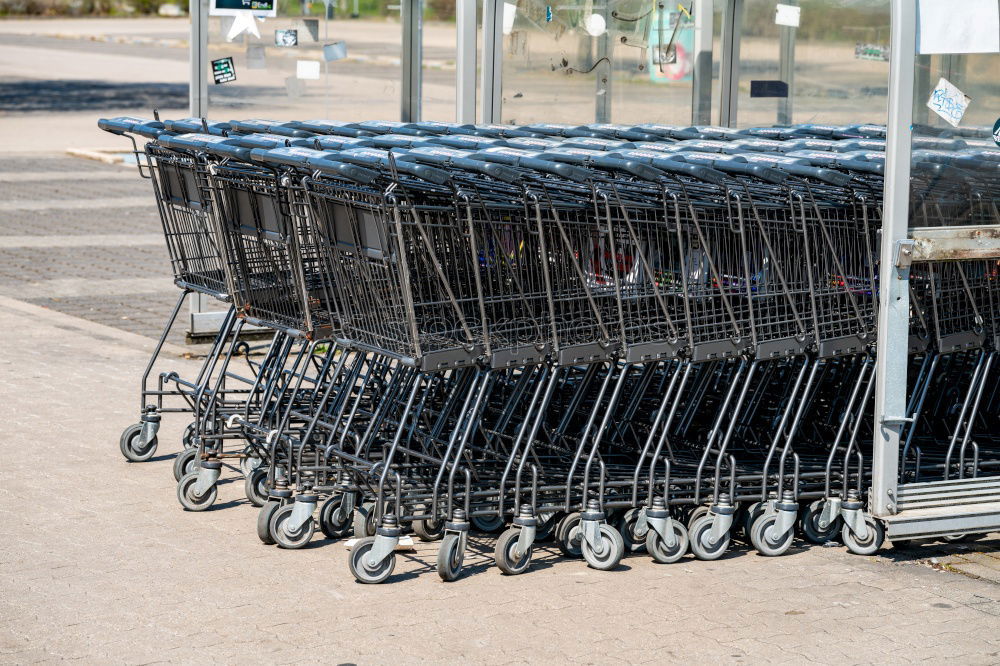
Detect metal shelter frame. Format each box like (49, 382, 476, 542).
(182, 0, 1000, 540)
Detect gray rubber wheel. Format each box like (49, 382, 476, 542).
(842, 517, 885, 556)
(257, 501, 280, 545)
(557, 512, 583, 558)
(173, 447, 200, 482)
(182, 421, 198, 449)
(270, 504, 315, 549)
(244, 468, 268, 507)
(581, 524, 625, 571)
(239, 451, 263, 477)
(120, 423, 157, 463)
(800, 500, 839, 544)
(318, 495, 353, 540)
(749, 513, 794, 557)
(349, 537, 395, 584)
(646, 521, 689, 564)
(618, 508, 648, 554)
(437, 533, 465, 582)
(535, 511, 559, 542)
(471, 513, 505, 534)
(740, 501, 765, 541)
(353, 502, 377, 538)
(176, 471, 216, 512)
(412, 505, 444, 542)
(942, 533, 976, 543)
(689, 514, 730, 561)
(686, 505, 711, 533)
(495, 527, 532, 575)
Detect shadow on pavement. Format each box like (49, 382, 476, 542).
(0, 79, 188, 112)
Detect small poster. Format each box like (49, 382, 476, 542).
(323, 41, 347, 61)
(926, 77, 971, 128)
(211, 57, 237, 84)
(211, 0, 276, 17)
(297, 59, 321, 80)
(774, 3, 800, 28)
(275, 29, 298, 46)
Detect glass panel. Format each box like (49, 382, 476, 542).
(206, 1, 402, 120)
(909, 51, 1000, 228)
(422, 3, 458, 121)
(500, 0, 721, 125)
(901, 30, 1000, 485)
(737, 0, 890, 127)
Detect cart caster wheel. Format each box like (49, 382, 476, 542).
(581, 524, 625, 571)
(686, 505, 711, 533)
(239, 452, 263, 477)
(799, 500, 839, 544)
(349, 536, 395, 584)
(257, 500, 280, 545)
(740, 501, 765, 541)
(176, 471, 216, 511)
(749, 513, 794, 557)
(535, 511, 560, 542)
(437, 533, 465, 581)
(353, 502, 378, 538)
(556, 512, 583, 558)
(842, 517, 884, 556)
(182, 421, 198, 449)
(173, 447, 200, 482)
(689, 514, 730, 561)
(942, 533, 977, 543)
(646, 522, 689, 564)
(318, 495, 353, 539)
(120, 423, 157, 462)
(494, 527, 532, 575)
(270, 504, 315, 549)
(413, 516, 445, 542)
(471, 513, 505, 534)
(244, 468, 268, 507)
(618, 508, 648, 554)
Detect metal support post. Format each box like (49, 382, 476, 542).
(480, 0, 504, 123)
(187, 0, 215, 337)
(777, 1, 796, 125)
(718, 0, 742, 127)
(690, 0, 714, 125)
(871, 0, 916, 518)
(401, 0, 423, 122)
(189, 0, 208, 117)
(594, 2, 612, 123)
(455, 0, 478, 123)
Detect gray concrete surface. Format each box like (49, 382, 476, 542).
(1, 295, 1000, 665)
(0, 155, 192, 345)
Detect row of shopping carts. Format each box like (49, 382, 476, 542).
(101, 114, 1000, 583)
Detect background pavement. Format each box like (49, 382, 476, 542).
(2, 294, 1000, 665)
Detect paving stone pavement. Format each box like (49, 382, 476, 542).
(0, 155, 208, 347)
(2, 296, 1000, 664)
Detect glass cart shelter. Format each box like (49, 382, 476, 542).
(185, 0, 1000, 543)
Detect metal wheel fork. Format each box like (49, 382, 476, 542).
(284, 492, 318, 533)
(137, 408, 161, 450)
(192, 460, 222, 497)
(512, 505, 538, 558)
(366, 514, 402, 570)
(644, 497, 677, 549)
(707, 494, 736, 546)
(762, 490, 799, 543)
(579, 499, 608, 556)
(839, 489, 869, 541)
